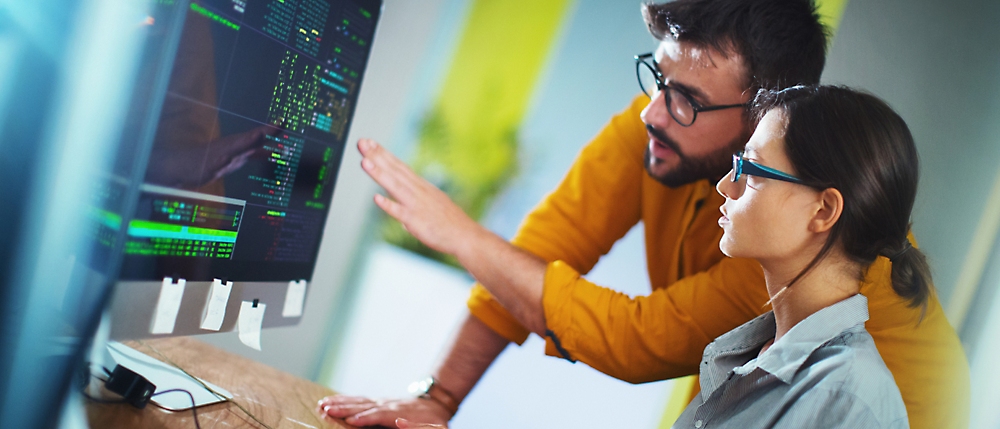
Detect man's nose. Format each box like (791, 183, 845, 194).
(640, 89, 672, 129)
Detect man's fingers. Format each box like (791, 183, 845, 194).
(362, 156, 419, 205)
(358, 139, 419, 183)
(357, 138, 376, 154)
(346, 406, 398, 427)
(374, 142, 419, 178)
(321, 402, 379, 418)
(374, 194, 405, 222)
(362, 157, 403, 195)
(316, 395, 377, 418)
(396, 418, 446, 429)
(357, 138, 447, 204)
(318, 396, 452, 428)
(317, 395, 377, 407)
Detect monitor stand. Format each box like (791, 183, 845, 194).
(105, 341, 232, 410)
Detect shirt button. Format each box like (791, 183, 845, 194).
(694, 420, 703, 428)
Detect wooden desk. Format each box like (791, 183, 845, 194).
(86, 337, 355, 429)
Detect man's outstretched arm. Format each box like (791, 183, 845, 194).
(357, 137, 551, 333)
(319, 314, 509, 427)
(319, 96, 652, 426)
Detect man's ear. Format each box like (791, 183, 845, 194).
(809, 188, 843, 233)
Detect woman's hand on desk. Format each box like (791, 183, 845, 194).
(317, 395, 451, 428)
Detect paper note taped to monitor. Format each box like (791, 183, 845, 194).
(238, 300, 266, 351)
(282, 280, 307, 318)
(200, 278, 232, 331)
(151, 277, 186, 334)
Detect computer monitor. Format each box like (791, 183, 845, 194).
(88, 0, 381, 409)
(105, 0, 381, 343)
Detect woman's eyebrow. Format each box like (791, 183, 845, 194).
(744, 146, 767, 163)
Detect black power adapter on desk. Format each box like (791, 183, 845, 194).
(104, 365, 156, 409)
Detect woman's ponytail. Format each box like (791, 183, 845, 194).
(884, 239, 932, 317)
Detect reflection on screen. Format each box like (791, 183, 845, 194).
(118, 0, 380, 282)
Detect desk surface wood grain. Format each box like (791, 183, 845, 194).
(85, 337, 355, 429)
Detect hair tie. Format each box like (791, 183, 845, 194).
(888, 241, 912, 263)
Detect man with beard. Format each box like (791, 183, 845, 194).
(320, 0, 970, 428)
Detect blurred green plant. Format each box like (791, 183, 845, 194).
(376, 0, 571, 267)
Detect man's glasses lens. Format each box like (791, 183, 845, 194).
(635, 54, 696, 126)
(636, 61, 659, 99)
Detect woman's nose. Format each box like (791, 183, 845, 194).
(716, 170, 743, 199)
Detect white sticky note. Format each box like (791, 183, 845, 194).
(282, 280, 307, 317)
(151, 278, 186, 334)
(237, 300, 266, 351)
(200, 279, 233, 331)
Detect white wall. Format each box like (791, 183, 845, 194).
(821, 0, 1000, 312)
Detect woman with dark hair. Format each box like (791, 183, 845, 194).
(668, 84, 926, 428)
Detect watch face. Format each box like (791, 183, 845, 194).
(407, 376, 434, 396)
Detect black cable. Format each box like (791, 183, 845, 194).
(150, 388, 202, 429)
(81, 391, 127, 404)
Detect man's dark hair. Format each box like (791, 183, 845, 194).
(753, 85, 932, 316)
(642, 0, 828, 92)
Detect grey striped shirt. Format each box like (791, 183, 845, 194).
(672, 294, 908, 429)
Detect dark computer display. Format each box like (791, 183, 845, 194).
(117, 0, 380, 282)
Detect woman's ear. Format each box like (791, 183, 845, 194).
(809, 188, 843, 233)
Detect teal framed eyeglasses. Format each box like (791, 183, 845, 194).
(731, 151, 810, 185)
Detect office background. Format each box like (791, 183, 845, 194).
(194, 0, 1000, 427)
(1, 0, 997, 427)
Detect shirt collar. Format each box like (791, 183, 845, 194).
(700, 294, 870, 394)
(756, 294, 869, 383)
(700, 311, 777, 395)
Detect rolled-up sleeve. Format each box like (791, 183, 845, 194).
(541, 257, 767, 383)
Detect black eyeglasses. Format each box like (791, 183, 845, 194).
(635, 52, 747, 127)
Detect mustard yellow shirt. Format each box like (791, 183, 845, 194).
(467, 95, 970, 428)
